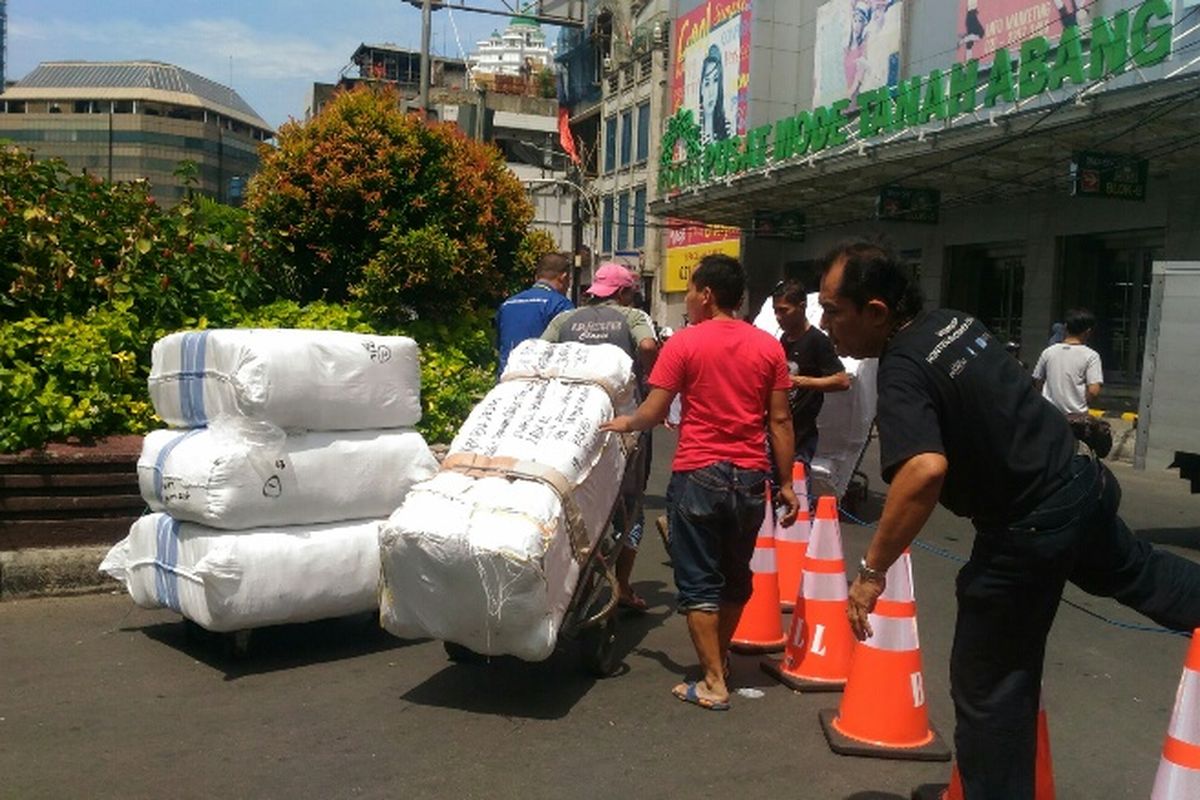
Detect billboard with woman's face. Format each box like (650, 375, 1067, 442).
(665, 0, 752, 294)
(672, 0, 752, 142)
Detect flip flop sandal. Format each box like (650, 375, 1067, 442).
(672, 681, 730, 711)
(618, 594, 649, 612)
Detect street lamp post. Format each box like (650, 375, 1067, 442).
(418, 0, 433, 114)
(523, 175, 598, 306)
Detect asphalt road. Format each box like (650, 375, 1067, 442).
(2, 431, 1198, 800)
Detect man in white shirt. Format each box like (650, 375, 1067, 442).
(1032, 308, 1104, 414)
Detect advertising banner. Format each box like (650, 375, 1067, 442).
(956, 0, 1085, 66)
(665, 0, 752, 292)
(664, 223, 742, 293)
(814, 0, 905, 108)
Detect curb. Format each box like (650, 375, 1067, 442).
(0, 545, 120, 601)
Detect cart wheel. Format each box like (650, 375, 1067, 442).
(580, 614, 619, 678)
(444, 641, 487, 664)
(224, 629, 253, 660)
(183, 619, 205, 644)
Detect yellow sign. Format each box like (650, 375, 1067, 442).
(664, 234, 741, 293)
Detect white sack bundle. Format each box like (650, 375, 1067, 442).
(500, 337, 634, 401)
(138, 424, 438, 529)
(148, 328, 421, 430)
(379, 341, 634, 661)
(100, 514, 383, 632)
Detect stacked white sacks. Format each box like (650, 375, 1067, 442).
(379, 339, 636, 662)
(101, 329, 438, 632)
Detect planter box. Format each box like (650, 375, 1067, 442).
(0, 436, 144, 550)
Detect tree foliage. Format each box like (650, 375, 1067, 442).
(244, 85, 537, 320)
(0, 145, 259, 328)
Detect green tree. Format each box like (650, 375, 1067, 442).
(243, 85, 539, 322)
(0, 145, 257, 328)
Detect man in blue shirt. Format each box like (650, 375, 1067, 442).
(496, 253, 574, 374)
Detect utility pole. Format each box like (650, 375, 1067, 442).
(418, 0, 433, 115)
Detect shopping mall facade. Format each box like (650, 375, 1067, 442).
(657, 0, 1200, 406)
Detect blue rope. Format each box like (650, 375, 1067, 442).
(836, 502, 1190, 639)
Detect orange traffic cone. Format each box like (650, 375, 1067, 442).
(730, 484, 786, 654)
(776, 463, 811, 612)
(1151, 630, 1200, 798)
(912, 693, 1055, 800)
(762, 496, 854, 691)
(792, 460, 810, 515)
(820, 549, 951, 761)
(1034, 696, 1056, 799)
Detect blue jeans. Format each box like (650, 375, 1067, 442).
(666, 462, 768, 612)
(953, 455, 1200, 799)
(794, 429, 818, 468)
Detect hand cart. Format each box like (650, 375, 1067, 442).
(443, 437, 640, 677)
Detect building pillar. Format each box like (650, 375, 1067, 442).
(1021, 196, 1057, 363)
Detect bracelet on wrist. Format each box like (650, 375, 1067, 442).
(858, 558, 887, 584)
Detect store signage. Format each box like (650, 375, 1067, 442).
(752, 209, 806, 239)
(1070, 151, 1149, 200)
(664, 222, 742, 293)
(659, 0, 1173, 193)
(876, 186, 940, 223)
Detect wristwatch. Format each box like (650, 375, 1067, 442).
(858, 558, 887, 584)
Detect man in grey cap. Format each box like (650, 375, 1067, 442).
(543, 262, 659, 610)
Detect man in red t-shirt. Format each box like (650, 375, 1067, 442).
(601, 254, 799, 711)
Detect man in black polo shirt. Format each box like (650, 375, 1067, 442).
(817, 241, 1200, 800)
(772, 279, 849, 468)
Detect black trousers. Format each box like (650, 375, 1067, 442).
(953, 455, 1200, 799)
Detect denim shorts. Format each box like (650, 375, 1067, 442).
(666, 461, 769, 612)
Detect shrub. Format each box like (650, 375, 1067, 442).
(0, 145, 259, 329)
(0, 304, 158, 452)
(243, 85, 539, 320)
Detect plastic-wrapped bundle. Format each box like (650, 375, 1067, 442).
(100, 514, 383, 632)
(148, 329, 421, 430)
(379, 341, 634, 661)
(138, 424, 438, 530)
(500, 337, 636, 401)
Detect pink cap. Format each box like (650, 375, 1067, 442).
(587, 262, 638, 298)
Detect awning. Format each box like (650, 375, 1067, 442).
(652, 73, 1200, 235)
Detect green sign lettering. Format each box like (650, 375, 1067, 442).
(1132, 0, 1171, 68)
(1019, 36, 1050, 99)
(1048, 25, 1086, 90)
(1089, 11, 1129, 79)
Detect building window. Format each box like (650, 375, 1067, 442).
(633, 186, 646, 249)
(635, 102, 650, 163)
(602, 195, 614, 253)
(619, 109, 633, 168)
(617, 192, 630, 251)
(604, 116, 616, 173)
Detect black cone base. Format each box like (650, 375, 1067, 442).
(818, 708, 952, 762)
(760, 656, 845, 692)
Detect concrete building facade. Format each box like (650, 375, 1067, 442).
(0, 61, 272, 206)
(559, 0, 674, 324)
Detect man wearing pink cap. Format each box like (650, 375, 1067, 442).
(543, 262, 659, 611)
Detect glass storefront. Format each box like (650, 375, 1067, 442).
(1057, 229, 1165, 388)
(944, 241, 1025, 346)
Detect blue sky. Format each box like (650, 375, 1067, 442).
(6, 0, 544, 130)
